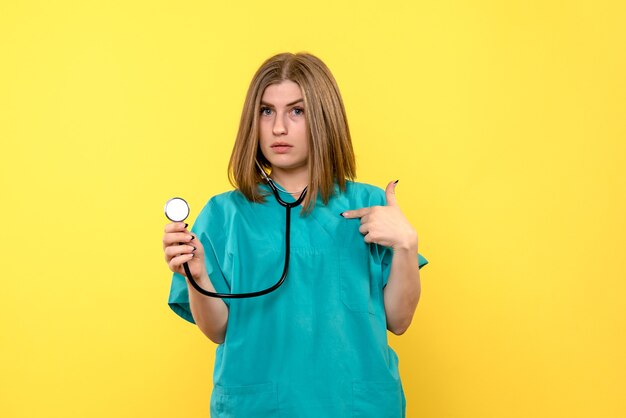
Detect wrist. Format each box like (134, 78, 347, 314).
(392, 230, 418, 252)
(185, 269, 210, 285)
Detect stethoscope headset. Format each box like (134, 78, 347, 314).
(164, 161, 307, 299)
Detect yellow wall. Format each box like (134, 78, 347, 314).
(1, 1, 624, 417)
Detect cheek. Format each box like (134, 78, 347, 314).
(296, 121, 308, 143)
(258, 123, 271, 144)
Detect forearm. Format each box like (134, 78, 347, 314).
(383, 244, 421, 335)
(187, 271, 229, 344)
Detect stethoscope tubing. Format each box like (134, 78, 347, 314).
(182, 179, 307, 299)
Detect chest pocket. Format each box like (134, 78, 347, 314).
(339, 233, 382, 315)
(225, 243, 282, 294)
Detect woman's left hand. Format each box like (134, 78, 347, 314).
(341, 180, 419, 251)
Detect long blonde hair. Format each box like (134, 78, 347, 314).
(227, 52, 356, 214)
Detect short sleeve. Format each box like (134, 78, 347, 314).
(418, 253, 429, 269)
(379, 245, 429, 288)
(167, 198, 231, 324)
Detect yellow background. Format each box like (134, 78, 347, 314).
(1, 1, 624, 417)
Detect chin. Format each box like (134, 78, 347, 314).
(267, 158, 307, 171)
(272, 164, 304, 172)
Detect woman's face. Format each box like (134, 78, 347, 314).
(258, 80, 309, 175)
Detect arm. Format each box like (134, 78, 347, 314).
(341, 180, 422, 335)
(383, 241, 421, 335)
(186, 271, 229, 344)
(164, 221, 229, 344)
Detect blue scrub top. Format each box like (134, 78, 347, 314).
(168, 181, 428, 417)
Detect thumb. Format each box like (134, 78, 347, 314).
(385, 180, 399, 206)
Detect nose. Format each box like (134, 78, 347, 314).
(272, 114, 287, 136)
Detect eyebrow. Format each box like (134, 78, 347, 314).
(260, 98, 304, 107)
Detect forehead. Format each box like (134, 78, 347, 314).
(261, 80, 303, 105)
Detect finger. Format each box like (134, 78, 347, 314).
(163, 232, 194, 247)
(342, 207, 371, 219)
(169, 253, 195, 271)
(358, 223, 370, 235)
(164, 244, 196, 261)
(164, 222, 189, 233)
(385, 180, 399, 207)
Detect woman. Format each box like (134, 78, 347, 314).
(163, 52, 428, 417)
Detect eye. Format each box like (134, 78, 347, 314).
(260, 107, 273, 116)
(292, 107, 304, 116)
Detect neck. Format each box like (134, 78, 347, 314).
(270, 166, 309, 194)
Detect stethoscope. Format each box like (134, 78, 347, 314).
(164, 163, 308, 299)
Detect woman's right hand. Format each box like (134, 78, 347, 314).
(162, 222, 206, 280)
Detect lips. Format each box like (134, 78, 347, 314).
(271, 142, 293, 154)
(271, 142, 292, 148)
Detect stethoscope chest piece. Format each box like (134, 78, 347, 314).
(165, 197, 190, 222)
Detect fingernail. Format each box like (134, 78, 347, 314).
(394, 179, 399, 184)
(190, 235, 195, 241)
(191, 246, 196, 252)
(184, 223, 188, 228)
(339, 212, 345, 217)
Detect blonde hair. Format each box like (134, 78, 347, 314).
(227, 52, 356, 214)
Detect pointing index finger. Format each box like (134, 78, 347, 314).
(342, 207, 371, 219)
